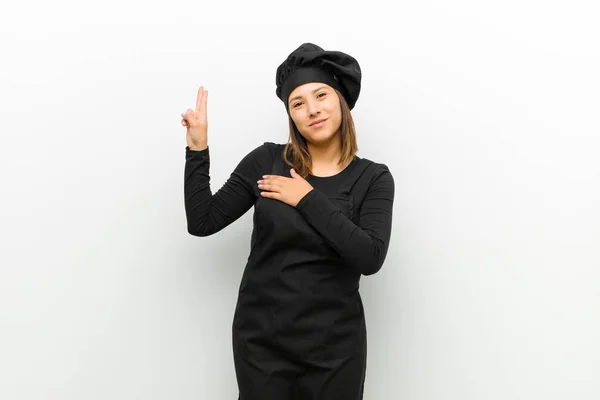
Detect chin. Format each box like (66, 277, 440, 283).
(304, 131, 337, 144)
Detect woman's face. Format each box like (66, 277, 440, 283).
(287, 82, 342, 145)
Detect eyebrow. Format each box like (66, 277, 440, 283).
(288, 86, 328, 105)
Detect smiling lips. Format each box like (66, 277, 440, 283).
(310, 118, 327, 127)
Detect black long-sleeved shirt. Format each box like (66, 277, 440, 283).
(184, 142, 394, 276)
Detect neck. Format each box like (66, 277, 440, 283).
(306, 133, 351, 176)
(307, 133, 342, 164)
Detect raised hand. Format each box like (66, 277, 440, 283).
(181, 86, 208, 150)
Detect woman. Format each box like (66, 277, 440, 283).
(181, 43, 394, 399)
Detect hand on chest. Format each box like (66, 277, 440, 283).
(252, 151, 372, 240)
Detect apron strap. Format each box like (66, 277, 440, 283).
(338, 157, 376, 196)
(271, 149, 288, 176)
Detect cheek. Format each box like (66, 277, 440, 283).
(329, 105, 342, 124)
(326, 100, 341, 117)
(290, 113, 304, 126)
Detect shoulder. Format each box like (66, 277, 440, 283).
(355, 156, 394, 192)
(236, 141, 285, 172)
(253, 141, 286, 156)
(241, 141, 282, 160)
(258, 141, 288, 163)
(356, 155, 393, 178)
(263, 141, 287, 154)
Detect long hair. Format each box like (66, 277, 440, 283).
(283, 89, 358, 178)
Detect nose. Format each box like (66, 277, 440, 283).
(307, 100, 320, 116)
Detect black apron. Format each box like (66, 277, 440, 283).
(232, 149, 373, 398)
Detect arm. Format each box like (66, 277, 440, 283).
(184, 143, 273, 236)
(295, 165, 395, 275)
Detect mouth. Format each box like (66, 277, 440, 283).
(310, 118, 328, 127)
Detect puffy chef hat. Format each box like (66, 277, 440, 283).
(275, 42, 362, 112)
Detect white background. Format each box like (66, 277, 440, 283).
(1, 1, 599, 399)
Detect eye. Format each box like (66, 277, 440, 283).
(292, 101, 303, 108)
(317, 92, 326, 98)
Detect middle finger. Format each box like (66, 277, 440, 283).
(196, 85, 205, 111)
(258, 181, 280, 190)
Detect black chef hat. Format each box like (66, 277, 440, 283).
(275, 43, 362, 112)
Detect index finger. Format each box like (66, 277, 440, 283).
(262, 175, 286, 180)
(196, 85, 205, 111)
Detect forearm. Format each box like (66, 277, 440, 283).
(295, 179, 394, 276)
(184, 146, 252, 236)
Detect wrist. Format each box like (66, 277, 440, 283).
(188, 143, 208, 151)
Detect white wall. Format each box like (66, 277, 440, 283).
(1, 1, 599, 399)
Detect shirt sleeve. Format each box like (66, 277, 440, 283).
(295, 165, 395, 276)
(184, 143, 274, 236)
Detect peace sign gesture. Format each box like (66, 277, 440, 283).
(181, 85, 208, 150)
